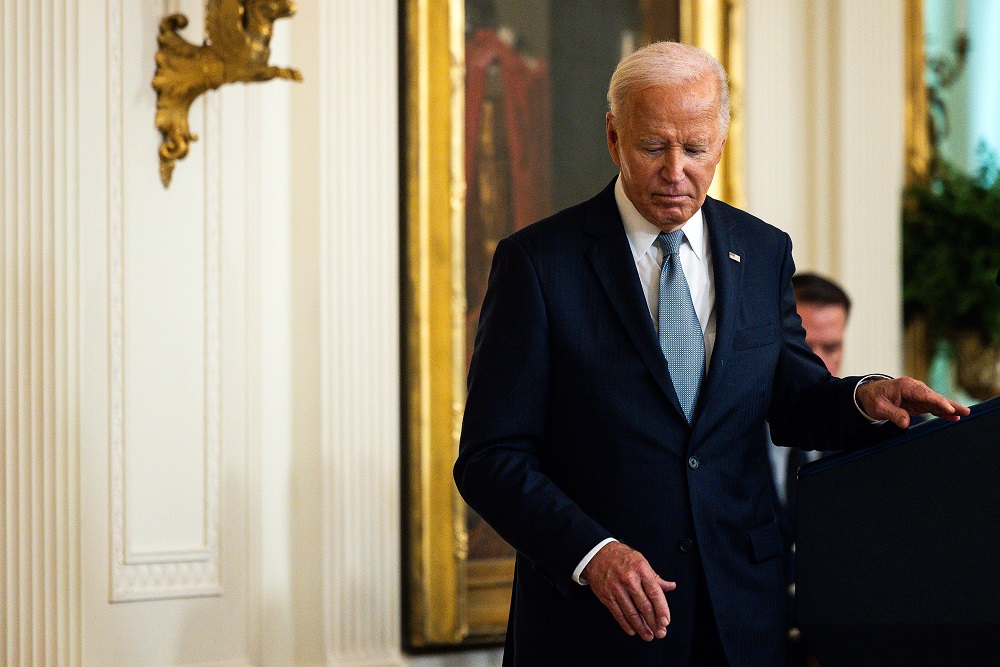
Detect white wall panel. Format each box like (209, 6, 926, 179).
(253, 15, 297, 667)
(77, 0, 259, 663)
(108, 0, 221, 603)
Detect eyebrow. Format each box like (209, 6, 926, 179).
(637, 135, 711, 146)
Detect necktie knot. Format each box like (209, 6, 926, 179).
(657, 230, 684, 256)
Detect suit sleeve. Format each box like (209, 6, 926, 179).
(454, 236, 612, 595)
(767, 234, 901, 449)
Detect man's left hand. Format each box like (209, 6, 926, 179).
(856, 377, 970, 428)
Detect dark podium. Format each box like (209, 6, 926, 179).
(796, 396, 1000, 667)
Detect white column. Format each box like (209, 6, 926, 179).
(831, 0, 905, 376)
(302, 0, 405, 664)
(745, 0, 905, 376)
(1, 0, 82, 665)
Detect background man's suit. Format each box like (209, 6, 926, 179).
(455, 180, 892, 666)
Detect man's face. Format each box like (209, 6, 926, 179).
(797, 302, 848, 376)
(606, 76, 726, 232)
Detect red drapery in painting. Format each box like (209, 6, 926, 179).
(464, 28, 552, 366)
(466, 28, 552, 236)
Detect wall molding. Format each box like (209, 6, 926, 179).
(108, 0, 222, 602)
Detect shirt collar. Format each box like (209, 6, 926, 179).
(615, 175, 707, 262)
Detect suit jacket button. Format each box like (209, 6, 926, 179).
(688, 456, 699, 469)
(679, 539, 694, 553)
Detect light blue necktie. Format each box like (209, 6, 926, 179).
(657, 230, 705, 423)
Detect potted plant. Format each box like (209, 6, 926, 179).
(902, 154, 1000, 400)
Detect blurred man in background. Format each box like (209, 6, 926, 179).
(769, 272, 851, 666)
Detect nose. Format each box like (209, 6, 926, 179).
(659, 149, 685, 183)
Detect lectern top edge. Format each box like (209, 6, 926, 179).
(798, 393, 1000, 479)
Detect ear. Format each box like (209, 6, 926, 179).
(709, 135, 727, 167)
(606, 113, 622, 169)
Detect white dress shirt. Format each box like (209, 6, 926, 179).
(766, 428, 821, 505)
(616, 177, 717, 364)
(572, 176, 717, 585)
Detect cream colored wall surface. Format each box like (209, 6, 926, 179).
(745, 0, 905, 377)
(833, 0, 906, 378)
(744, 0, 814, 258)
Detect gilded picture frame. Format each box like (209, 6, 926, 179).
(903, 0, 932, 380)
(403, 0, 745, 648)
(904, 0, 931, 186)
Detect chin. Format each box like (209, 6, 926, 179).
(652, 210, 691, 227)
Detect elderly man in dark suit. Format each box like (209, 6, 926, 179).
(454, 41, 966, 667)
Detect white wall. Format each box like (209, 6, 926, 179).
(1, 0, 906, 665)
(77, 0, 259, 663)
(745, 0, 906, 377)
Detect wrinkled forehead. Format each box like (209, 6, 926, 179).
(620, 81, 723, 135)
(622, 76, 720, 112)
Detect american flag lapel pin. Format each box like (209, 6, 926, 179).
(729, 251, 741, 262)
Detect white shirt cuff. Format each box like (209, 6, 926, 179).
(853, 374, 893, 424)
(573, 538, 618, 585)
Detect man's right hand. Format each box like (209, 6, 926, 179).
(582, 541, 676, 641)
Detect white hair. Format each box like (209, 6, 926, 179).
(607, 41, 730, 137)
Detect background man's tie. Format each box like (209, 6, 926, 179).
(657, 230, 705, 423)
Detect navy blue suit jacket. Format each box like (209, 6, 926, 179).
(454, 181, 892, 666)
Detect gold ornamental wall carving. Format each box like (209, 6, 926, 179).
(152, 0, 302, 187)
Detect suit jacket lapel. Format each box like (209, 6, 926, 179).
(693, 196, 742, 430)
(584, 183, 687, 420)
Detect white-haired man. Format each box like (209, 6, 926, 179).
(455, 41, 966, 666)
